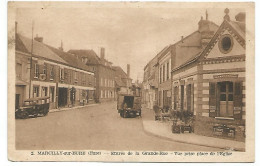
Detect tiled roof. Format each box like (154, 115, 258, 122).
(68, 49, 101, 65)
(228, 21, 245, 39)
(112, 66, 128, 79)
(16, 34, 68, 64)
(46, 46, 94, 73)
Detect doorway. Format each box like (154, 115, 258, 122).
(58, 88, 68, 107)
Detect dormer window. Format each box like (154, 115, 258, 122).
(218, 34, 233, 54)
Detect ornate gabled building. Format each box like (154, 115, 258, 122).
(171, 9, 246, 141)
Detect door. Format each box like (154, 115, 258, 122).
(15, 94, 20, 109)
(218, 81, 234, 117)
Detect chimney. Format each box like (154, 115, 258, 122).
(127, 64, 130, 78)
(235, 12, 245, 22)
(181, 36, 184, 43)
(59, 40, 63, 51)
(100, 47, 105, 60)
(34, 34, 43, 42)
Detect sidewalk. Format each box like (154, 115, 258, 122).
(141, 106, 245, 151)
(49, 103, 100, 113)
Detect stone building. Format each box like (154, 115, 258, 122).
(171, 10, 246, 141)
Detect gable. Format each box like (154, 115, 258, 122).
(206, 29, 245, 59)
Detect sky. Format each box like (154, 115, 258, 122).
(15, 3, 243, 82)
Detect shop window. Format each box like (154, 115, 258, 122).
(42, 87, 48, 96)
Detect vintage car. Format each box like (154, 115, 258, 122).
(117, 94, 141, 118)
(15, 96, 50, 119)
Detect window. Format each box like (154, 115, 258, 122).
(186, 84, 194, 112)
(74, 71, 78, 80)
(49, 87, 55, 102)
(160, 67, 162, 83)
(59, 68, 64, 80)
(101, 90, 103, 98)
(42, 87, 48, 97)
(43, 64, 47, 75)
(34, 64, 39, 78)
(167, 62, 169, 80)
(218, 34, 233, 54)
(163, 65, 165, 82)
(50, 66, 54, 80)
(33, 86, 39, 97)
(218, 81, 234, 117)
(16, 63, 22, 78)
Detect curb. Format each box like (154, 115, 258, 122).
(141, 120, 245, 152)
(49, 103, 100, 113)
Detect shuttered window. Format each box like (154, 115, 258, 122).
(209, 82, 217, 117)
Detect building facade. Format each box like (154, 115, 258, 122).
(68, 48, 116, 103)
(171, 10, 246, 141)
(15, 32, 95, 110)
(113, 65, 133, 96)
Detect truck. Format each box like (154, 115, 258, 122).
(117, 94, 141, 118)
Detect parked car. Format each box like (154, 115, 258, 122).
(15, 96, 50, 119)
(117, 94, 141, 118)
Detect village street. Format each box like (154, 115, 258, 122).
(15, 102, 222, 151)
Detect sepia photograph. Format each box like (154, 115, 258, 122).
(7, 1, 255, 162)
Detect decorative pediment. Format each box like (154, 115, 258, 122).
(204, 28, 245, 59)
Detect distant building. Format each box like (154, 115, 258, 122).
(68, 48, 116, 102)
(15, 29, 95, 109)
(113, 65, 132, 96)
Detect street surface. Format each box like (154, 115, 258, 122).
(16, 102, 222, 151)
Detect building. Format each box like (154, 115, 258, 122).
(171, 9, 246, 141)
(142, 46, 168, 109)
(113, 65, 132, 96)
(15, 28, 95, 109)
(68, 48, 116, 102)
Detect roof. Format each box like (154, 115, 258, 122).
(16, 34, 68, 64)
(228, 21, 245, 39)
(172, 20, 219, 70)
(112, 66, 128, 79)
(46, 46, 94, 73)
(172, 19, 245, 72)
(68, 49, 101, 65)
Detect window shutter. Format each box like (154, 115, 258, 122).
(209, 82, 217, 117)
(233, 82, 242, 119)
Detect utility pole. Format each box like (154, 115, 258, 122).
(29, 21, 34, 98)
